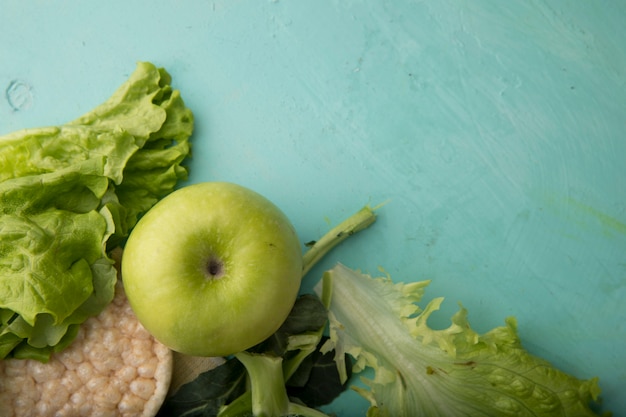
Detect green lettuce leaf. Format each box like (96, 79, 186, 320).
(0, 62, 193, 361)
(314, 263, 605, 417)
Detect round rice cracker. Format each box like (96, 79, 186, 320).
(0, 253, 172, 417)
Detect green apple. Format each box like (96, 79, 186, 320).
(121, 182, 303, 357)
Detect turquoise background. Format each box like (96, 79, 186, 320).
(1, 1, 624, 415)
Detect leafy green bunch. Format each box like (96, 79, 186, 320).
(0, 62, 193, 361)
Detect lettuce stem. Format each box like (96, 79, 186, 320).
(302, 205, 377, 277)
(228, 351, 330, 417)
(234, 352, 289, 417)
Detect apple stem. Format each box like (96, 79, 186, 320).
(301, 205, 378, 277)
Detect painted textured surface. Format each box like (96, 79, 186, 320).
(1, 1, 624, 415)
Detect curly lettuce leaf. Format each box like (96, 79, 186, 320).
(0, 62, 193, 361)
(70, 63, 193, 242)
(314, 264, 605, 417)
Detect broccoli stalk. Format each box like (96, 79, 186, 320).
(302, 205, 378, 277)
(220, 352, 329, 417)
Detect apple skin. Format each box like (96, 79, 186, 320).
(121, 182, 303, 357)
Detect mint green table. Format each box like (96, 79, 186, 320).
(1, 2, 624, 415)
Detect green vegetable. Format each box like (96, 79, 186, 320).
(314, 264, 606, 417)
(158, 358, 248, 417)
(226, 351, 330, 417)
(286, 335, 353, 408)
(0, 62, 193, 361)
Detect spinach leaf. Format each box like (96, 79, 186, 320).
(157, 358, 247, 417)
(252, 294, 328, 357)
(287, 336, 352, 408)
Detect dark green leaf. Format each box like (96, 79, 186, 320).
(157, 357, 247, 417)
(252, 294, 328, 356)
(286, 336, 352, 408)
(279, 294, 327, 335)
